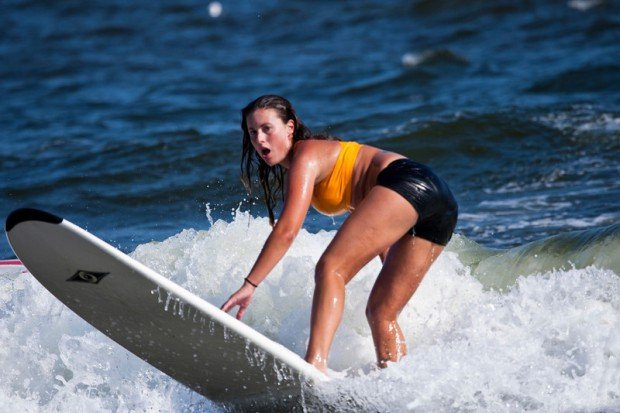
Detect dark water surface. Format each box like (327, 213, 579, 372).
(2, 0, 618, 255)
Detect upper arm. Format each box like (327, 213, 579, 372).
(274, 144, 318, 238)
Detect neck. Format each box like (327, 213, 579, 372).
(278, 143, 296, 169)
(279, 154, 292, 169)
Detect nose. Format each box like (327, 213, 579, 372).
(255, 130, 267, 144)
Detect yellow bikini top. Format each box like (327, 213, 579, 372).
(311, 141, 362, 216)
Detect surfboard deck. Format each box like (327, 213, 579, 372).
(5, 208, 328, 405)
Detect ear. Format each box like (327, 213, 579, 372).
(286, 119, 295, 137)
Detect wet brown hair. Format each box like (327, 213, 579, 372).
(240, 95, 334, 225)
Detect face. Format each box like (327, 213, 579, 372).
(246, 108, 295, 167)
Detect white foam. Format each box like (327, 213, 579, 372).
(0, 273, 218, 411)
(1, 211, 618, 411)
(320, 266, 620, 411)
(208, 2, 222, 18)
(536, 105, 620, 135)
(568, 0, 605, 11)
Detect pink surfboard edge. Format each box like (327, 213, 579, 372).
(0, 259, 23, 266)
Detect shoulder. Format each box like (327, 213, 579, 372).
(288, 140, 340, 179)
(288, 141, 321, 174)
(291, 139, 337, 161)
(294, 138, 334, 151)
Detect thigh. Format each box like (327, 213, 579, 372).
(368, 235, 444, 317)
(320, 185, 418, 283)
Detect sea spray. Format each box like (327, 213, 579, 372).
(318, 267, 620, 412)
(0, 272, 219, 412)
(0, 212, 618, 411)
(131, 213, 620, 411)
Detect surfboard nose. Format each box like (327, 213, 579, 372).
(5, 208, 63, 232)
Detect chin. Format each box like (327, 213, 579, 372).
(264, 155, 283, 166)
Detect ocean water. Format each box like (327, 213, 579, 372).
(1, 0, 619, 411)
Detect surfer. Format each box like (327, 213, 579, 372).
(221, 95, 458, 373)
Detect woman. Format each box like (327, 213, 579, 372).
(221, 95, 458, 373)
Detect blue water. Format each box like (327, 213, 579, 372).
(1, 0, 619, 411)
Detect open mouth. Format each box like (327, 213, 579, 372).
(261, 148, 271, 156)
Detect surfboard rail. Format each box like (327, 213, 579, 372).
(5, 208, 329, 405)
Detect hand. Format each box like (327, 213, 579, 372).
(220, 283, 255, 320)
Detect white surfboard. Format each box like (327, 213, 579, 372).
(5, 208, 328, 405)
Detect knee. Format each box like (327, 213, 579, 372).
(365, 299, 397, 326)
(315, 254, 346, 285)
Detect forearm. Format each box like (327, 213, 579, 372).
(222, 227, 296, 319)
(245, 227, 296, 286)
(244, 150, 315, 286)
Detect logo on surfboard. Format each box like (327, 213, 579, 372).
(67, 270, 109, 284)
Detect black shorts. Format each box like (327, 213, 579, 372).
(376, 159, 458, 246)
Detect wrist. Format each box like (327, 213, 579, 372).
(244, 277, 258, 288)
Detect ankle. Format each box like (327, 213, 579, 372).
(305, 353, 328, 373)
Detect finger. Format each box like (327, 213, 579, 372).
(221, 299, 234, 312)
(236, 306, 246, 320)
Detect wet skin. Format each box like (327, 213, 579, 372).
(221, 108, 444, 372)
